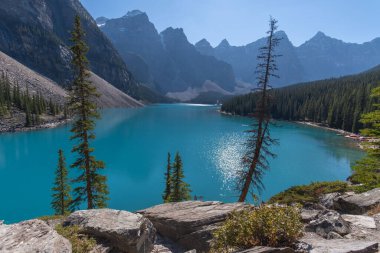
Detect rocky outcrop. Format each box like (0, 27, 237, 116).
(0, 219, 71, 252)
(300, 235, 378, 253)
(64, 209, 155, 253)
(305, 210, 351, 238)
(1, 188, 379, 253)
(319, 192, 340, 210)
(299, 188, 380, 252)
(331, 188, 380, 214)
(138, 201, 250, 252)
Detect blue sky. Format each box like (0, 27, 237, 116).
(80, 0, 380, 47)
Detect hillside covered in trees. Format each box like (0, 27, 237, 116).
(0, 74, 63, 128)
(221, 66, 380, 133)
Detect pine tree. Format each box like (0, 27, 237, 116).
(162, 152, 172, 203)
(170, 152, 191, 202)
(51, 149, 72, 215)
(237, 17, 281, 202)
(351, 85, 380, 191)
(69, 16, 109, 210)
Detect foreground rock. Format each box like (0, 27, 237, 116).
(331, 188, 380, 214)
(0, 219, 71, 252)
(64, 209, 155, 253)
(138, 201, 250, 252)
(300, 235, 378, 253)
(236, 246, 295, 253)
(341, 214, 377, 229)
(305, 210, 351, 238)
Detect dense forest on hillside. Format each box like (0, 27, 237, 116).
(0, 74, 62, 126)
(221, 67, 380, 133)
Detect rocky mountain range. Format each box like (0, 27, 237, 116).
(98, 11, 236, 101)
(198, 31, 380, 87)
(0, 0, 164, 102)
(97, 10, 380, 100)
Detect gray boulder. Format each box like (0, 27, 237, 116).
(138, 201, 250, 252)
(64, 209, 156, 253)
(0, 219, 71, 252)
(326, 231, 343, 239)
(320, 192, 341, 209)
(305, 210, 351, 238)
(236, 246, 295, 253)
(332, 188, 380, 214)
(301, 237, 378, 253)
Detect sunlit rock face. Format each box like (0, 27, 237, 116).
(0, 0, 138, 97)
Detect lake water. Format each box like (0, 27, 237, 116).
(0, 104, 364, 223)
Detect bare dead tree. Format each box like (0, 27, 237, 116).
(237, 17, 281, 202)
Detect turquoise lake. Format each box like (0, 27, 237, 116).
(0, 104, 364, 223)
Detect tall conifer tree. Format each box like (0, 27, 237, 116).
(162, 152, 172, 203)
(69, 16, 109, 209)
(170, 152, 191, 202)
(51, 149, 72, 215)
(237, 17, 281, 202)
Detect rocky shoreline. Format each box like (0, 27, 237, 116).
(0, 115, 71, 134)
(0, 188, 378, 253)
(0, 119, 71, 134)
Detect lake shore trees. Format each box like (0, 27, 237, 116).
(163, 152, 191, 202)
(51, 149, 72, 215)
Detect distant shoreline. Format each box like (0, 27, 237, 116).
(0, 118, 71, 134)
(219, 110, 365, 147)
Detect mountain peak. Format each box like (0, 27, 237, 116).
(95, 16, 109, 26)
(312, 31, 329, 39)
(161, 27, 188, 44)
(123, 10, 146, 18)
(195, 39, 214, 56)
(162, 27, 185, 35)
(275, 30, 288, 40)
(217, 39, 230, 48)
(195, 39, 212, 47)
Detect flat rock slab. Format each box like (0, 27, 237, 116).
(138, 201, 250, 252)
(236, 246, 295, 253)
(342, 214, 377, 229)
(333, 188, 380, 214)
(64, 209, 155, 253)
(301, 238, 378, 253)
(0, 219, 71, 253)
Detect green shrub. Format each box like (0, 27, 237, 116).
(350, 157, 380, 193)
(268, 181, 350, 205)
(211, 205, 303, 252)
(55, 224, 96, 253)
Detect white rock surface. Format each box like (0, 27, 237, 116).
(301, 237, 378, 253)
(342, 214, 377, 229)
(139, 201, 250, 252)
(64, 209, 155, 253)
(0, 219, 71, 253)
